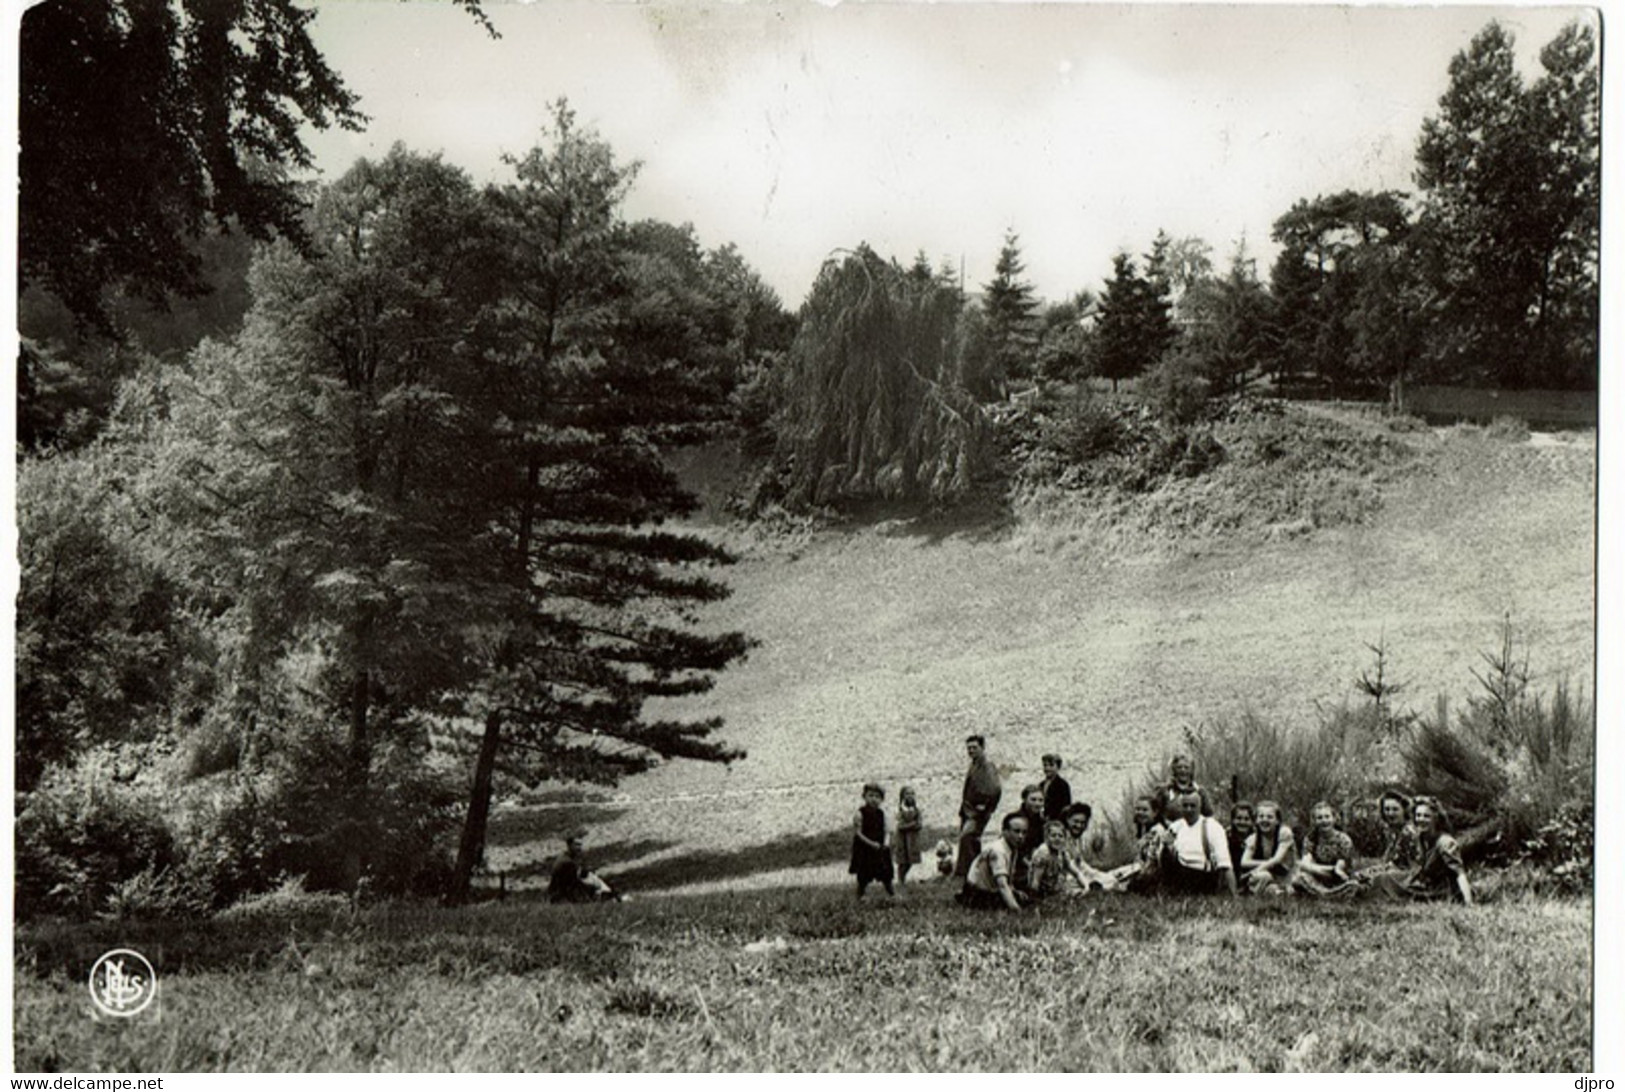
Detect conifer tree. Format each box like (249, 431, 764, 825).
(980, 231, 1040, 386)
(1089, 252, 1174, 392)
(447, 104, 753, 900)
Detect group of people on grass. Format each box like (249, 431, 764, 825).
(850, 735, 1474, 911)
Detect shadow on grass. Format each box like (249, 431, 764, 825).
(602, 827, 855, 891)
(502, 838, 679, 882)
(850, 492, 1017, 546)
(485, 800, 631, 849)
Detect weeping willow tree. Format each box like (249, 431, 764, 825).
(780, 246, 986, 506)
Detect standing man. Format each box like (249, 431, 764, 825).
(954, 734, 1003, 879)
(1040, 753, 1073, 822)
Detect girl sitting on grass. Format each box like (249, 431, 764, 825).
(894, 785, 923, 889)
(849, 782, 895, 899)
(1365, 797, 1474, 905)
(1239, 800, 1297, 896)
(1292, 801, 1359, 897)
(1378, 793, 1417, 871)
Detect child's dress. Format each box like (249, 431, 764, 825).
(894, 802, 923, 867)
(849, 803, 895, 886)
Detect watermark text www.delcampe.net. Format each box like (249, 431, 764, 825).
(11, 1079, 165, 1090)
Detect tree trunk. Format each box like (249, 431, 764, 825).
(342, 665, 371, 897)
(448, 710, 504, 904)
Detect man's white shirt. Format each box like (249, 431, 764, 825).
(1170, 815, 1232, 871)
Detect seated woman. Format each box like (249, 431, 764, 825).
(548, 827, 622, 903)
(1291, 801, 1359, 897)
(1238, 800, 1297, 896)
(1364, 796, 1474, 904)
(1226, 801, 1256, 874)
(1002, 783, 1049, 892)
(1108, 796, 1168, 892)
(1358, 790, 1421, 879)
(1058, 802, 1116, 894)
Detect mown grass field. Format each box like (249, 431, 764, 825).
(13, 884, 1592, 1072)
(492, 416, 1596, 892)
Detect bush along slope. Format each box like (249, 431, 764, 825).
(997, 391, 1419, 542)
(1115, 624, 1592, 894)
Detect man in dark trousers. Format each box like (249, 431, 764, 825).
(1040, 753, 1073, 823)
(548, 827, 623, 903)
(955, 734, 1003, 879)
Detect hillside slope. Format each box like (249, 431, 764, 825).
(488, 417, 1595, 892)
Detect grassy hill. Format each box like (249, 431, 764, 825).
(487, 408, 1595, 893)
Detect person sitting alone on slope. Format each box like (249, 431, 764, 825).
(548, 827, 623, 903)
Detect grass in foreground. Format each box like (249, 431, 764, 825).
(13, 884, 1590, 1072)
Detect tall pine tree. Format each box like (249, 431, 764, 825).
(980, 230, 1040, 387)
(1090, 252, 1174, 393)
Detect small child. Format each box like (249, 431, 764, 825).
(849, 782, 896, 898)
(933, 840, 956, 878)
(894, 785, 923, 888)
(1024, 819, 1070, 901)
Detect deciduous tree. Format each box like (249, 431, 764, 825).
(778, 245, 984, 505)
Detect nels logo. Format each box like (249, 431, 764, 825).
(89, 949, 158, 1018)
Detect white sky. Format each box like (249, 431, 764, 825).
(301, 1, 1594, 307)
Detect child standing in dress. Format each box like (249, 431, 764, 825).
(849, 782, 895, 898)
(894, 785, 923, 890)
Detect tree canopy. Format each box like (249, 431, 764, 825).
(1089, 252, 1174, 392)
(1413, 20, 1599, 387)
(778, 246, 985, 506)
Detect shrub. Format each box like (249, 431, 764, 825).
(1403, 625, 1593, 869)
(1384, 412, 1430, 434)
(1040, 390, 1125, 463)
(214, 874, 351, 926)
(1126, 704, 1394, 837)
(1140, 348, 1208, 427)
(1486, 415, 1531, 442)
(15, 744, 183, 919)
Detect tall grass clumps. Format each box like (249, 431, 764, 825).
(1120, 623, 1593, 890)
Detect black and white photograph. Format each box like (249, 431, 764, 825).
(5, 0, 1614, 1074)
